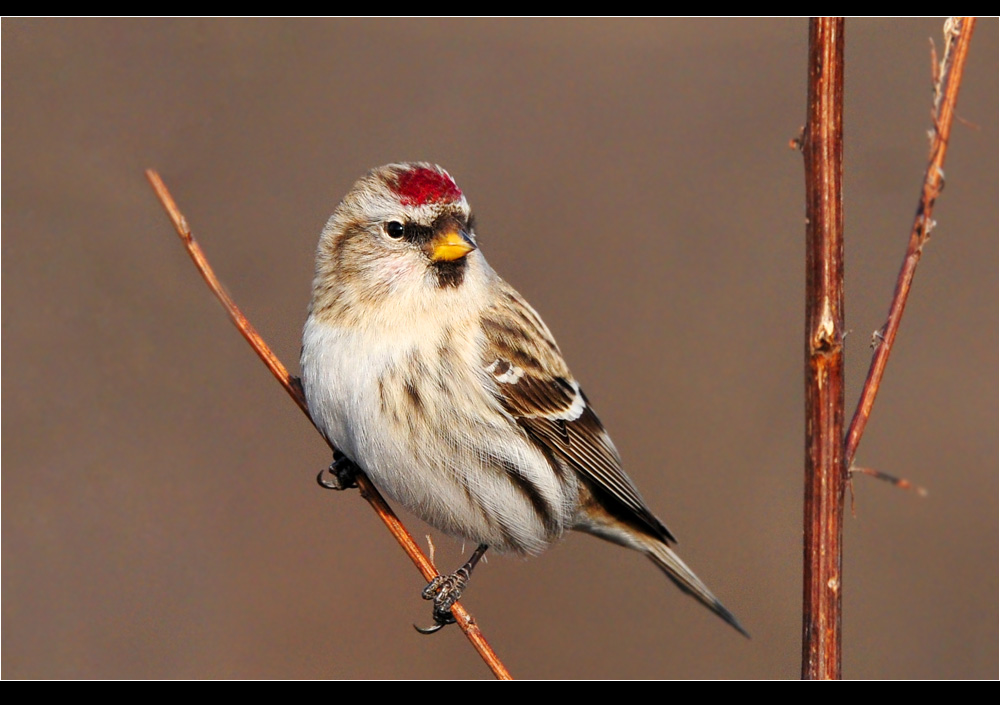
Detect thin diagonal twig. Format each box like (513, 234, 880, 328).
(844, 17, 976, 467)
(146, 169, 512, 681)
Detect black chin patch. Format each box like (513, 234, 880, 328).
(433, 259, 467, 288)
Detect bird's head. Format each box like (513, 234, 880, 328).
(311, 163, 489, 325)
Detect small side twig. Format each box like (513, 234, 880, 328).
(843, 17, 976, 468)
(145, 170, 512, 681)
(849, 466, 928, 496)
(846, 465, 928, 516)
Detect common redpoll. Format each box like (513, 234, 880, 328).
(301, 162, 747, 636)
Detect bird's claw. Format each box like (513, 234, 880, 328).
(414, 570, 470, 635)
(413, 613, 454, 635)
(316, 452, 359, 490)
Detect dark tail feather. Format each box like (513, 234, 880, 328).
(646, 541, 750, 638)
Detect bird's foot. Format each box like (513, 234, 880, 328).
(415, 571, 469, 634)
(414, 544, 488, 635)
(316, 451, 359, 490)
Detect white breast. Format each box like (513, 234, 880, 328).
(300, 314, 577, 554)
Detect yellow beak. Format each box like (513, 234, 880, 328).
(429, 230, 475, 262)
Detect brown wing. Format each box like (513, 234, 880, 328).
(481, 286, 676, 543)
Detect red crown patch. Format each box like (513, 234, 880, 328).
(393, 167, 463, 207)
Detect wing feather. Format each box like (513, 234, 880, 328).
(481, 285, 676, 543)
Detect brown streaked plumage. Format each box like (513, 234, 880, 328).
(301, 162, 747, 636)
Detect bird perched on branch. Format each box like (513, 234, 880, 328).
(301, 162, 747, 637)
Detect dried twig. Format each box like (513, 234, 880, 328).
(843, 17, 976, 467)
(849, 466, 928, 497)
(798, 16, 975, 681)
(800, 17, 846, 681)
(146, 169, 512, 681)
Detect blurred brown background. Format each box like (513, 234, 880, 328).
(3, 19, 996, 679)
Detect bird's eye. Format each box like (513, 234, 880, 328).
(385, 221, 405, 240)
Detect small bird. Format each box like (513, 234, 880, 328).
(301, 162, 747, 637)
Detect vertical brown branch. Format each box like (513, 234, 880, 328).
(843, 17, 976, 467)
(801, 17, 845, 681)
